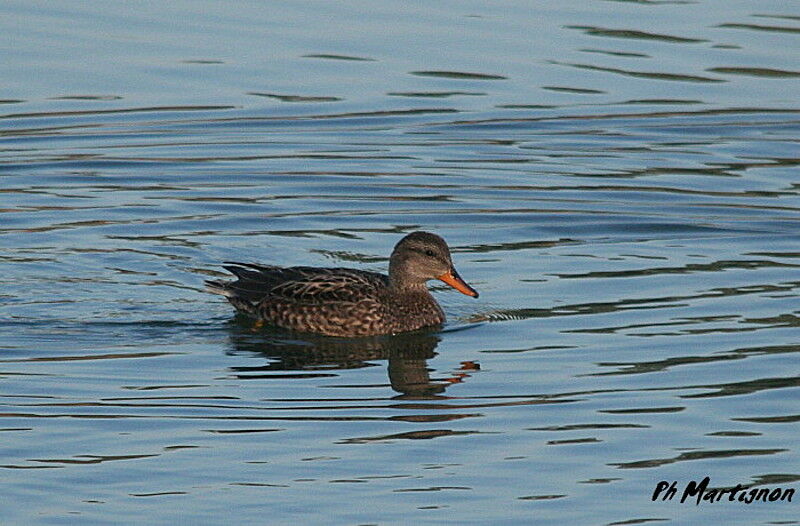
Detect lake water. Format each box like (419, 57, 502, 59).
(1, 1, 799, 524)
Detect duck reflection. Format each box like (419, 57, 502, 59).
(224, 318, 475, 398)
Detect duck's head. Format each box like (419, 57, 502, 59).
(388, 231, 479, 298)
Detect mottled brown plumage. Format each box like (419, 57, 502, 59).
(206, 231, 479, 337)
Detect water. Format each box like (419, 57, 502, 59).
(2, 1, 799, 524)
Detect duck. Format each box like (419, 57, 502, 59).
(205, 231, 478, 337)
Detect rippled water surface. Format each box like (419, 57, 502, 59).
(2, 1, 799, 524)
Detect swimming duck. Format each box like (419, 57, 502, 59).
(206, 231, 478, 337)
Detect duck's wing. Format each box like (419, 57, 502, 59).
(207, 263, 388, 305)
(269, 268, 388, 304)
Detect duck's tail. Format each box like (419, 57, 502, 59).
(205, 279, 233, 298)
(206, 263, 277, 317)
(206, 277, 262, 317)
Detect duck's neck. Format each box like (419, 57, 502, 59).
(387, 276, 444, 327)
(388, 276, 430, 295)
(388, 258, 427, 293)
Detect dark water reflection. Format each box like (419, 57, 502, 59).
(225, 321, 451, 397)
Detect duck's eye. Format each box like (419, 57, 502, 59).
(424, 249, 436, 257)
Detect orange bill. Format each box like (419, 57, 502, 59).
(437, 268, 479, 298)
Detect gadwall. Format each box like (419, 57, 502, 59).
(206, 231, 478, 336)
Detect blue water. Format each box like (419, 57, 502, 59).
(2, 1, 799, 524)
